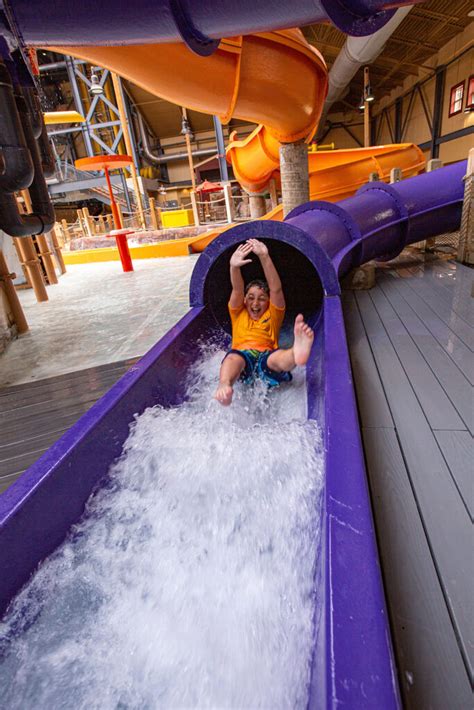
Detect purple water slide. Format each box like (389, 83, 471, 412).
(0, 161, 466, 707)
(5, 0, 423, 54)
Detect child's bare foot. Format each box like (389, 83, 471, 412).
(214, 382, 234, 406)
(293, 314, 314, 366)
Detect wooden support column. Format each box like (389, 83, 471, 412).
(13, 237, 48, 301)
(15, 189, 48, 301)
(268, 178, 278, 209)
(51, 228, 67, 274)
(279, 141, 309, 217)
(0, 250, 28, 333)
(149, 197, 159, 229)
(190, 191, 200, 226)
(247, 192, 267, 219)
(457, 148, 474, 266)
(61, 219, 69, 243)
(223, 183, 235, 223)
(390, 168, 402, 183)
(36, 233, 58, 284)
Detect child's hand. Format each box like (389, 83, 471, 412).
(247, 239, 269, 258)
(230, 242, 253, 268)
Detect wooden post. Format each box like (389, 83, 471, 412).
(390, 168, 402, 183)
(223, 183, 235, 223)
(111, 73, 146, 229)
(181, 107, 196, 191)
(457, 148, 474, 265)
(117, 203, 124, 229)
(12, 238, 30, 286)
(51, 227, 67, 274)
(77, 209, 87, 238)
(0, 250, 28, 333)
(35, 233, 58, 284)
(149, 197, 159, 229)
(190, 190, 200, 226)
(268, 178, 278, 209)
(13, 237, 48, 302)
(81, 207, 93, 237)
(61, 219, 69, 243)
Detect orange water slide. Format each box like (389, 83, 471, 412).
(51, 29, 424, 256)
(52, 29, 328, 150)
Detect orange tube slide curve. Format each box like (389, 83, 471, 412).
(50, 30, 424, 255)
(51, 29, 328, 190)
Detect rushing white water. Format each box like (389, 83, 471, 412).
(0, 349, 324, 710)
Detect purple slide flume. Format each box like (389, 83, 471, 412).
(0, 160, 467, 707)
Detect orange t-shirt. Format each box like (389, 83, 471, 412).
(229, 301, 285, 352)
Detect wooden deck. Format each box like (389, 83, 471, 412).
(342, 252, 473, 709)
(0, 358, 138, 495)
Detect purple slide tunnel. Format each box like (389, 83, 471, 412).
(0, 161, 467, 708)
(4, 0, 424, 55)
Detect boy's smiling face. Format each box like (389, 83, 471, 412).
(244, 286, 270, 321)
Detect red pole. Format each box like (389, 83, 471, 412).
(104, 165, 133, 272)
(104, 166, 122, 229)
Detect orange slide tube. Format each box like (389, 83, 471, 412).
(52, 29, 328, 161)
(50, 29, 424, 256)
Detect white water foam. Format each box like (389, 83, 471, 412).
(0, 349, 324, 709)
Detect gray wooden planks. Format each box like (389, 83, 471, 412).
(363, 427, 473, 709)
(356, 289, 473, 679)
(341, 291, 394, 429)
(377, 275, 473, 433)
(0, 358, 138, 493)
(385, 271, 474, 383)
(369, 285, 467, 431)
(434, 430, 473, 520)
(395, 270, 474, 350)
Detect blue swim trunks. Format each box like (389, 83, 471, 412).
(225, 348, 293, 388)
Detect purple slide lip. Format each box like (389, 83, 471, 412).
(0, 162, 467, 708)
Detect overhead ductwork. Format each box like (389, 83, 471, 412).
(316, 6, 413, 137)
(137, 111, 215, 165)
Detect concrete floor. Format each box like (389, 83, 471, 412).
(0, 256, 198, 388)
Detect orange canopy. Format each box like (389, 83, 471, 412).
(196, 180, 222, 193)
(75, 155, 133, 171)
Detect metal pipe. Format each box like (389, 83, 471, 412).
(39, 59, 87, 72)
(137, 112, 215, 164)
(213, 115, 229, 182)
(0, 59, 34, 193)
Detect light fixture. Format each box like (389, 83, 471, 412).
(181, 116, 191, 135)
(365, 85, 375, 102)
(89, 74, 104, 97)
(358, 95, 365, 111)
(158, 184, 167, 196)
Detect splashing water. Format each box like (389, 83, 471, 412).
(0, 349, 324, 709)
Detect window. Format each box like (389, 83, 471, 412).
(466, 76, 474, 110)
(449, 81, 464, 117)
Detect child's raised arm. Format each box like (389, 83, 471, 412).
(229, 243, 253, 309)
(248, 239, 285, 308)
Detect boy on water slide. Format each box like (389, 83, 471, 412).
(214, 239, 314, 406)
